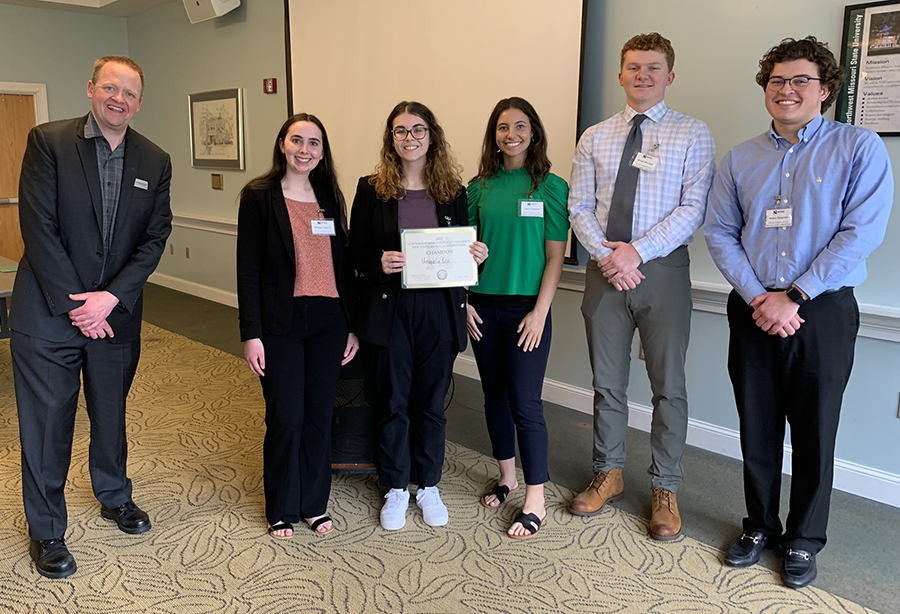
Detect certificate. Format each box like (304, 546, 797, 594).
(400, 227, 478, 289)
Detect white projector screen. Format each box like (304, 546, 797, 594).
(286, 0, 584, 212)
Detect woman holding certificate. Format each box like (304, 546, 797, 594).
(466, 97, 569, 538)
(237, 114, 359, 539)
(350, 101, 487, 531)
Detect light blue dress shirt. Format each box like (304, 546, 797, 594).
(568, 101, 716, 263)
(705, 115, 893, 303)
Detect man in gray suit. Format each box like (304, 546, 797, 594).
(9, 56, 172, 579)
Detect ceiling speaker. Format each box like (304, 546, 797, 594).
(183, 0, 241, 25)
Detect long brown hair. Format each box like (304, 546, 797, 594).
(370, 101, 462, 203)
(241, 113, 348, 239)
(472, 97, 551, 195)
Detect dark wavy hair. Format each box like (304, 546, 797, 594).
(620, 32, 675, 71)
(471, 97, 550, 196)
(241, 113, 347, 240)
(755, 36, 845, 113)
(370, 101, 462, 203)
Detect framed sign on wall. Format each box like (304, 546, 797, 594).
(837, 1, 900, 135)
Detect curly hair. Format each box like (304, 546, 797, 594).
(755, 36, 845, 113)
(620, 32, 675, 71)
(370, 101, 463, 204)
(471, 97, 551, 196)
(240, 113, 348, 241)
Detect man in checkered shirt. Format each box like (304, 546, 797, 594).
(567, 33, 715, 540)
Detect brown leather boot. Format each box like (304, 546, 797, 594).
(569, 468, 625, 516)
(649, 488, 681, 541)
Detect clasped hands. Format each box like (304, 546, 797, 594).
(750, 291, 805, 338)
(68, 291, 120, 339)
(380, 241, 488, 275)
(599, 241, 645, 291)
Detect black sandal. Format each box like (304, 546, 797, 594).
(480, 484, 511, 508)
(508, 511, 545, 539)
(307, 516, 333, 534)
(267, 522, 294, 540)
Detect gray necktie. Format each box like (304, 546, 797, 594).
(606, 114, 646, 243)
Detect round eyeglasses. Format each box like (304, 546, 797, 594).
(391, 125, 429, 141)
(766, 76, 823, 90)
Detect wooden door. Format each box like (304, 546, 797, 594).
(0, 93, 36, 261)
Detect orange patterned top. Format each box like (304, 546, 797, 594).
(284, 198, 338, 298)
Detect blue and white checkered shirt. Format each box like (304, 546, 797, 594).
(568, 101, 716, 263)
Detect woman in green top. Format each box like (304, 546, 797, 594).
(467, 97, 569, 538)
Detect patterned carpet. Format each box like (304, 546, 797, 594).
(0, 326, 880, 614)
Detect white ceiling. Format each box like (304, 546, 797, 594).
(0, 0, 175, 18)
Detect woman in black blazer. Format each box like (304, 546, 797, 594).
(237, 114, 358, 539)
(350, 101, 487, 531)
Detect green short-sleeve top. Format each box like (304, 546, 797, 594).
(468, 167, 570, 296)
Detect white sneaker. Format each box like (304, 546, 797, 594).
(380, 488, 409, 530)
(416, 486, 449, 527)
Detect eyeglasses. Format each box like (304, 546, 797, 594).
(766, 76, 823, 90)
(391, 125, 429, 141)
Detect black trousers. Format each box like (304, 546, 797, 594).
(11, 330, 140, 541)
(726, 288, 858, 553)
(372, 289, 457, 489)
(259, 296, 346, 524)
(469, 294, 551, 485)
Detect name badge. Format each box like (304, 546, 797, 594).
(134, 178, 149, 190)
(311, 219, 336, 236)
(518, 199, 544, 218)
(765, 207, 793, 228)
(630, 151, 659, 172)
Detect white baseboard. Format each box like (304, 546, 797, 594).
(453, 355, 900, 509)
(148, 273, 238, 308)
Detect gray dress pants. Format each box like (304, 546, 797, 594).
(580, 246, 692, 492)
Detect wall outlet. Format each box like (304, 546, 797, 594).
(185, 247, 190, 259)
(169, 244, 174, 255)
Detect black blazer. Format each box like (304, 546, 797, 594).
(9, 114, 172, 343)
(236, 182, 355, 341)
(349, 176, 468, 351)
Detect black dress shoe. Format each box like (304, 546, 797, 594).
(30, 538, 77, 579)
(101, 501, 152, 534)
(782, 549, 817, 588)
(724, 531, 768, 567)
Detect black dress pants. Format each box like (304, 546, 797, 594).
(260, 296, 346, 524)
(373, 289, 457, 489)
(726, 288, 858, 553)
(12, 330, 140, 541)
(469, 294, 551, 485)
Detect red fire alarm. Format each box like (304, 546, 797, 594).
(263, 78, 277, 94)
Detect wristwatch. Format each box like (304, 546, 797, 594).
(786, 285, 808, 306)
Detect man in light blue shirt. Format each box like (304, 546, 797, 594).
(705, 36, 893, 589)
(568, 33, 715, 540)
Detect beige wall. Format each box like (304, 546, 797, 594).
(287, 0, 583, 200)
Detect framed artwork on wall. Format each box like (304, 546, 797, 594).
(188, 88, 245, 169)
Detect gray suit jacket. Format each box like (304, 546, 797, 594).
(9, 114, 172, 343)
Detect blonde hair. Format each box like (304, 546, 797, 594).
(370, 101, 462, 203)
(92, 56, 145, 93)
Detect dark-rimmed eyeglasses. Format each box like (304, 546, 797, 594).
(766, 76, 823, 90)
(391, 125, 429, 141)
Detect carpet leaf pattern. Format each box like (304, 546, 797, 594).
(0, 326, 881, 614)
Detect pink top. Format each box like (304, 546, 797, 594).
(284, 198, 338, 299)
